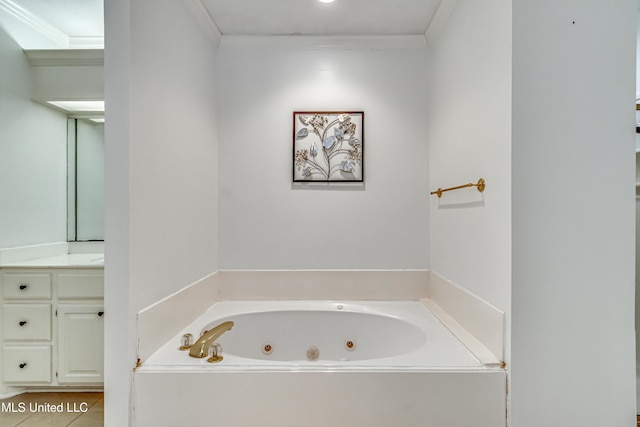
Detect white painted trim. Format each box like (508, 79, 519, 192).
(24, 49, 104, 66)
(0, 0, 68, 47)
(220, 35, 428, 50)
(68, 36, 104, 49)
(425, 0, 458, 46)
(182, 0, 222, 45)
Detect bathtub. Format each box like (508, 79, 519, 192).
(136, 300, 506, 426)
(143, 301, 483, 369)
(133, 301, 506, 427)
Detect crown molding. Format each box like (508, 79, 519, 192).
(182, 0, 222, 45)
(69, 36, 104, 49)
(24, 49, 104, 66)
(0, 0, 69, 48)
(425, 0, 458, 46)
(220, 35, 428, 50)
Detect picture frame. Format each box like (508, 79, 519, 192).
(292, 111, 364, 182)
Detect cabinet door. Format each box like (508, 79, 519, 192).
(57, 304, 104, 384)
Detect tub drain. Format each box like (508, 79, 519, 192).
(306, 346, 319, 360)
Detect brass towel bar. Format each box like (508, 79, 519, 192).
(430, 178, 485, 198)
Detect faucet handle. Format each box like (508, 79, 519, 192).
(207, 343, 223, 363)
(179, 333, 194, 350)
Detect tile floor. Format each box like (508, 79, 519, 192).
(0, 392, 103, 426)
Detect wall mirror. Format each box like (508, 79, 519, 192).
(67, 118, 105, 241)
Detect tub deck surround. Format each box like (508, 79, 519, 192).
(427, 270, 505, 363)
(421, 298, 501, 366)
(136, 269, 505, 366)
(137, 272, 222, 361)
(217, 269, 430, 300)
(135, 371, 506, 427)
(135, 298, 506, 427)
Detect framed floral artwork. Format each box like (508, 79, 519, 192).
(292, 111, 364, 182)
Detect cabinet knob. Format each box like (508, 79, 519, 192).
(19, 363, 27, 369)
(19, 284, 28, 290)
(98, 311, 104, 317)
(18, 321, 27, 326)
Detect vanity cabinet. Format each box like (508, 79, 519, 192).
(0, 268, 104, 388)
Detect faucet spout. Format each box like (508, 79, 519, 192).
(188, 321, 234, 358)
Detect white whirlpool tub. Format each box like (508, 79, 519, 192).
(135, 301, 506, 426)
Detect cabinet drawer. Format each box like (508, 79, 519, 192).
(3, 345, 51, 383)
(3, 273, 52, 299)
(2, 304, 51, 341)
(58, 273, 104, 299)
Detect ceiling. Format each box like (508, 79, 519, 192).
(202, 0, 442, 36)
(1, 0, 444, 49)
(16, 0, 103, 37)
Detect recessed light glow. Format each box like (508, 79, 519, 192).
(318, 0, 335, 3)
(47, 100, 105, 113)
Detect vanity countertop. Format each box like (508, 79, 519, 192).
(0, 253, 104, 268)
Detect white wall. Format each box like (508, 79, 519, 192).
(428, 0, 512, 319)
(0, 27, 67, 249)
(103, 0, 132, 424)
(431, 0, 636, 424)
(636, 177, 640, 411)
(512, 0, 636, 425)
(104, 0, 219, 425)
(103, 1, 637, 425)
(218, 38, 430, 269)
(636, 13, 640, 410)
